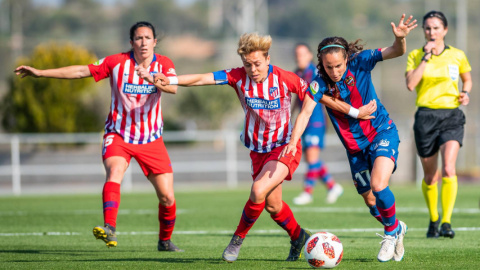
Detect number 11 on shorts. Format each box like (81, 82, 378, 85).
(354, 170, 371, 187)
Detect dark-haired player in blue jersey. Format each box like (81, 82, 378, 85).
(281, 14, 417, 262)
(292, 43, 343, 205)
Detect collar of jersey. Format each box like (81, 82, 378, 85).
(267, 64, 273, 77)
(130, 51, 157, 65)
(422, 44, 450, 56)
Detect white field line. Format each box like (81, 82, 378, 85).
(2, 227, 480, 237)
(1, 207, 479, 216)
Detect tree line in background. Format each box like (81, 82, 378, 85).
(1, 0, 476, 133)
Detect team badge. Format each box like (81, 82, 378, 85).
(345, 76, 355, 87)
(310, 81, 319, 94)
(93, 58, 105, 66)
(379, 139, 390, 147)
(269, 87, 279, 98)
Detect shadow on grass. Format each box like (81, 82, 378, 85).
(7, 257, 286, 264)
(0, 249, 98, 255)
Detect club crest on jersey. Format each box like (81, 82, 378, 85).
(379, 139, 390, 147)
(310, 81, 319, 94)
(345, 76, 355, 87)
(93, 58, 105, 66)
(269, 87, 279, 98)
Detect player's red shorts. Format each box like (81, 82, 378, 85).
(102, 133, 173, 176)
(250, 140, 302, 181)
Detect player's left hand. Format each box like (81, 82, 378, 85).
(279, 143, 297, 159)
(134, 66, 154, 84)
(458, 92, 470, 105)
(391, 14, 417, 38)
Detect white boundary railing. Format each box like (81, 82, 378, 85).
(0, 130, 244, 196)
(0, 131, 350, 196)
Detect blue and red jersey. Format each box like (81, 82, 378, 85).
(213, 65, 309, 153)
(307, 49, 396, 154)
(295, 62, 326, 129)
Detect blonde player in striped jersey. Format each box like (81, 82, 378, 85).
(14, 21, 183, 252)
(142, 33, 376, 263)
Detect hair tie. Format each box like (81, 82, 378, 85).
(320, 44, 345, 51)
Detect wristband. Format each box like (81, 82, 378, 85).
(168, 76, 178, 85)
(348, 107, 359, 119)
(462, 90, 469, 97)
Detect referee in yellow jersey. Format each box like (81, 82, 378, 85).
(405, 11, 472, 239)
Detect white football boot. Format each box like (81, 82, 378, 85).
(376, 233, 396, 262)
(293, 192, 313, 205)
(393, 220, 407, 261)
(326, 183, 343, 204)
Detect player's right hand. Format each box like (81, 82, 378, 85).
(278, 143, 297, 159)
(14, 66, 40, 78)
(153, 73, 169, 86)
(358, 99, 377, 120)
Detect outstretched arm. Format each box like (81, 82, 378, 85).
(381, 14, 418, 60)
(14, 65, 91, 79)
(153, 73, 216, 87)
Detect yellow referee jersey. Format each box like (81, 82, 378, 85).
(406, 45, 471, 109)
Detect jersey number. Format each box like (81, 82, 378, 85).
(354, 170, 371, 187)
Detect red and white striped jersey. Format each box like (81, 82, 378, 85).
(213, 65, 309, 153)
(88, 52, 176, 144)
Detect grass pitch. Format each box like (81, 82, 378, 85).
(1, 183, 479, 269)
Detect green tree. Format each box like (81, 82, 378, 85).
(1, 42, 103, 133)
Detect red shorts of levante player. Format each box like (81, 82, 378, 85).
(250, 140, 302, 181)
(102, 133, 173, 176)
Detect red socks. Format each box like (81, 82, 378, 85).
(234, 199, 265, 238)
(270, 201, 301, 241)
(102, 182, 121, 228)
(159, 202, 176, 241)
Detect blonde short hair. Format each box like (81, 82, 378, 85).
(237, 33, 272, 57)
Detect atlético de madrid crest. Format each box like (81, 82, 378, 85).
(345, 76, 355, 87)
(269, 87, 279, 98)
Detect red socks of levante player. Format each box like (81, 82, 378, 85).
(271, 201, 301, 241)
(159, 202, 177, 241)
(102, 181, 121, 228)
(234, 199, 301, 241)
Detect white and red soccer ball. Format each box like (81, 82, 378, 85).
(304, 232, 343, 269)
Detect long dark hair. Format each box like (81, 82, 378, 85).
(317, 37, 364, 99)
(129, 21, 157, 41)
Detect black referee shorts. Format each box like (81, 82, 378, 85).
(413, 107, 465, 158)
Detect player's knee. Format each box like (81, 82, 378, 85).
(105, 166, 126, 182)
(249, 188, 267, 203)
(158, 193, 175, 206)
(442, 165, 456, 178)
(264, 203, 281, 214)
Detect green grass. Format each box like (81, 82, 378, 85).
(1, 183, 479, 269)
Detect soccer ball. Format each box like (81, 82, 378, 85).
(304, 232, 343, 269)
